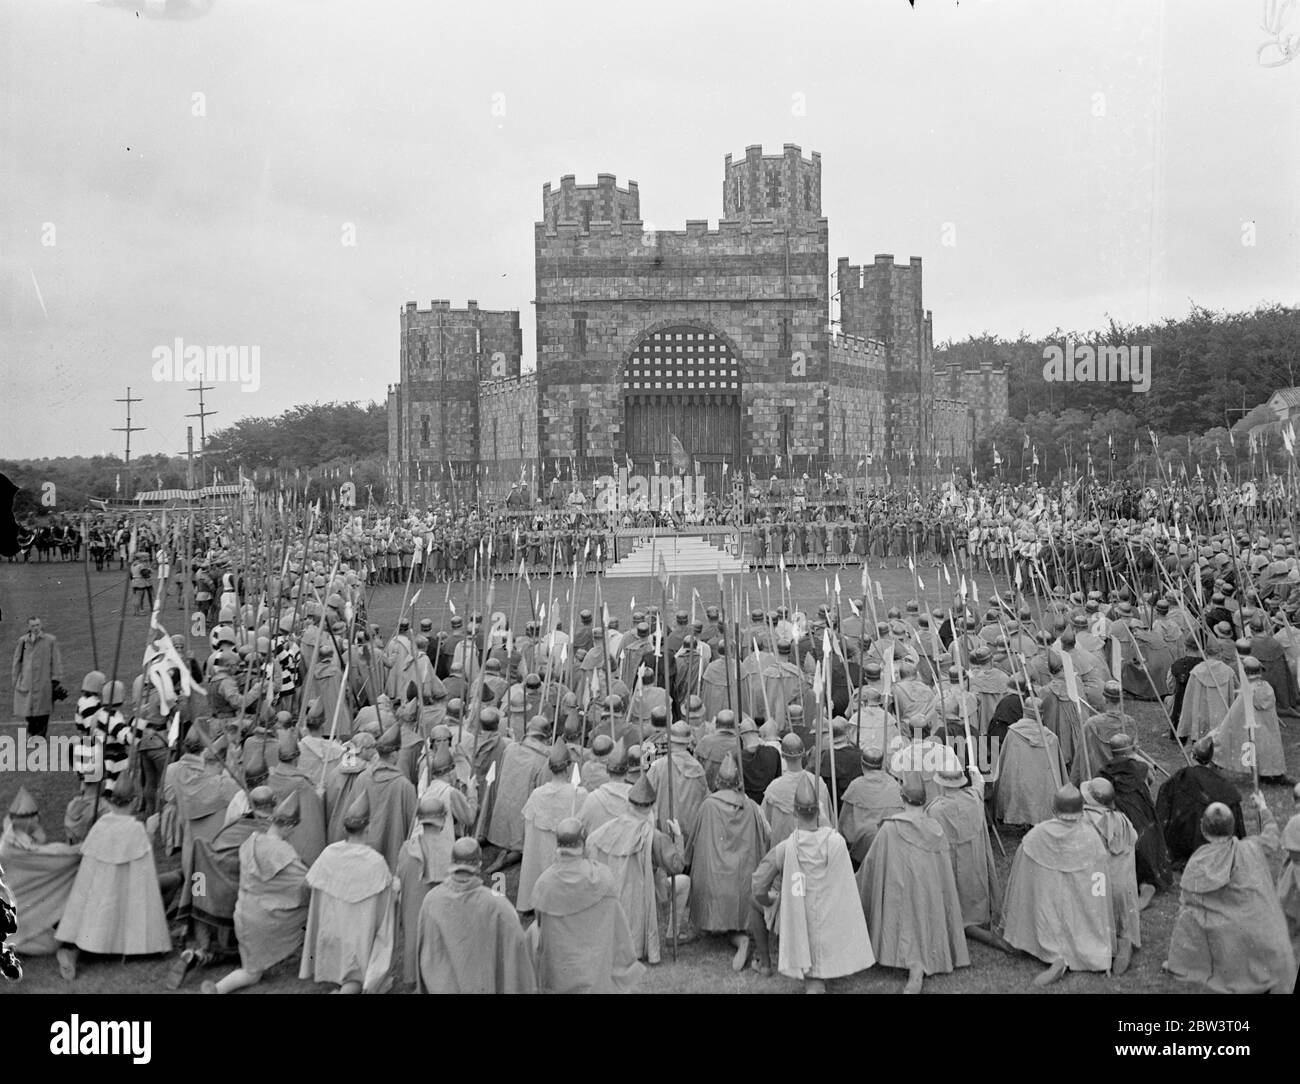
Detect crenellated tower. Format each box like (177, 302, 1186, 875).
(541, 173, 640, 231)
(836, 254, 934, 469)
(722, 143, 822, 230)
(386, 300, 521, 505)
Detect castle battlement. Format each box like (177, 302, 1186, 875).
(836, 254, 925, 291)
(543, 173, 639, 200)
(723, 143, 821, 171)
(479, 371, 537, 399)
(829, 331, 887, 368)
(939, 360, 1008, 375)
(536, 217, 827, 245)
(402, 300, 519, 320)
(543, 173, 640, 228)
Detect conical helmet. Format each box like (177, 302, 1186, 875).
(7, 785, 38, 818)
(793, 772, 818, 816)
(342, 789, 371, 832)
(272, 789, 301, 825)
(628, 774, 657, 808)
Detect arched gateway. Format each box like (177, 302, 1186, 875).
(621, 326, 742, 503)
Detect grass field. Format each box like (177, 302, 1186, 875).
(2, 555, 1294, 995)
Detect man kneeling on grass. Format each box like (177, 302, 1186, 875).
(999, 784, 1114, 987)
(749, 773, 874, 992)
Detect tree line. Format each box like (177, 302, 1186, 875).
(935, 303, 1300, 480)
(4, 402, 388, 518)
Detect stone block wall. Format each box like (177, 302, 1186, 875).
(939, 361, 1009, 446)
(478, 373, 538, 499)
(391, 300, 521, 504)
(836, 255, 935, 465)
(826, 332, 888, 478)
(934, 396, 974, 472)
(535, 201, 831, 476)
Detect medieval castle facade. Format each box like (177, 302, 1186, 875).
(387, 144, 1007, 506)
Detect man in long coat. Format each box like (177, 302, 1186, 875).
(838, 748, 904, 866)
(749, 773, 874, 991)
(1100, 733, 1172, 900)
(1211, 656, 1291, 784)
(1249, 613, 1300, 718)
(362, 723, 418, 871)
(300, 792, 398, 994)
(266, 728, 327, 865)
(531, 818, 644, 993)
(11, 616, 64, 737)
(0, 787, 80, 956)
(517, 743, 587, 914)
(587, 775, 688, 964)
(1175, 649, 1236, 743)
(1081, 777, 1142, 974)
(415, 838, 536, 994)
(686, 752, 771, 971)
(484, 715, 551, 873)
(646, 722, 708, 851)
(994, 716, 1067, 827)
(858, 773, 969, 993)
(1000, 784, 1114, 986)
(1163, 795, 1297, 994)
(56, 775, 171, 980)
(203, 791, 310, 994)
(925, 768, 1000, 931)
(1155, 736, 1244, 865)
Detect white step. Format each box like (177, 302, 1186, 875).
(605, 535, 748, 578)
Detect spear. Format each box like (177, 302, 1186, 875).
(507, 556, 525, 659)
(295, 555, 341, 728)
(286, 505, 318, 645)
(597, 567, 615, 721)
(1235, 652, 1263, 825)
(394, 528, 421, 629)
(1059, 651, 1093, 782)
(718, 568, 744, 795)
(540, 531, 560, 693)
(947, 609, 978, 773)
(326, 658, 351, 755)
(657, 614, 678, 964)
(551, 644, 568, 742)
(821, 627, 838, 822)
(566, 556, 580, 691)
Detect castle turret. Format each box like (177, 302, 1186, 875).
(836, 255, 933, 467)
(541, 173, 640, 230)
(722, 144, 822, 230)
(389, 300, 522, 505)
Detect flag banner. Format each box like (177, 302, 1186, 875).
(669, 432, 691, 474)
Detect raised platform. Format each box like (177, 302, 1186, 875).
(604, 533, 748, 578)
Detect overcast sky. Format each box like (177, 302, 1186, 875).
(2, 0, 1297, 460)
